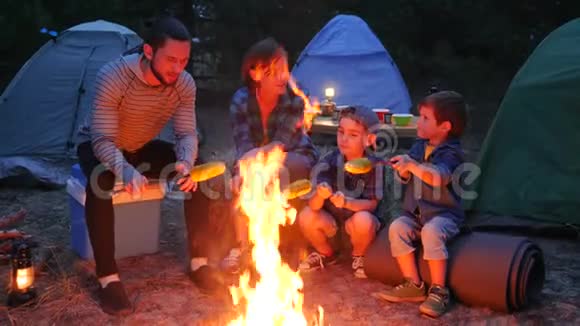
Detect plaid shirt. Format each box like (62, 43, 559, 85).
(316, 149, 383, 201)
(229, 87, 319, 165)
(315, 149, 383, 220)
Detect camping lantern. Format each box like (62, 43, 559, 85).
(324, 87, 335, 100)
(321, 87, 337, 117)
(7, 241, 37, 307)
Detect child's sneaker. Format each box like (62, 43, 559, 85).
(298, 251, 338, 272)
(352, 256, 367, 278)
(372, 279, 427, 302)
(419, 285, 450, 318)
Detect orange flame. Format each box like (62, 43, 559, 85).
(288, 77, 320, 131)
(228, 146, 322, 326)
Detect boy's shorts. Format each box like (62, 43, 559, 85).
(323, 201, 355, 223)
(322, 201, 384, 231)
(389, 215, 459, 260)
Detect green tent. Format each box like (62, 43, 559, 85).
(467, 19, 580, 226)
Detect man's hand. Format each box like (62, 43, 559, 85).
(175, 162, 198, 192)
(316, 182, 333, 199)
(125, 170, 148, 198)
(330, 191, 346, 209)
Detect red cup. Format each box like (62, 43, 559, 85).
(373, 108, 392, 124)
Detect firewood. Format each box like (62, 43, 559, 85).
(0, 241, 12, 254)
(0, 229, 26, 240)
(0, 208, 26, 229)
(0, 254, 10, 265)
(0, 238, 35, 255)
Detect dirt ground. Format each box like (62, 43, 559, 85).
(0, 185, 579, 325)
(0, 95, 579, 325)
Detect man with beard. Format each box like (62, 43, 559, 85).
(76, 16, 222, 315)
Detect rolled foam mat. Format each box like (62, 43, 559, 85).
(364, 228, 545, 312)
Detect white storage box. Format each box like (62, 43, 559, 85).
(67, 164, 166, 259)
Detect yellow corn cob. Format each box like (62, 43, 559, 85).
(283, 179, 312, 200)
(189, 161, 226, 182)
(344, 157, 373, 174)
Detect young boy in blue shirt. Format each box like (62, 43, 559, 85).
(298, 106, 382, 278)
(374, 91, 467, 318)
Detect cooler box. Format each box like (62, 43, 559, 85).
(67, 164, 166, 260)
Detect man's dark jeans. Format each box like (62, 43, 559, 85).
(77, 140, 212, 277)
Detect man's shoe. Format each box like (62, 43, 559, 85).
(189, 265, 225, 294)
(419, 285, 450, 318)
(97, 281, 132, 316)
(372, 279, 427, 303)
(298, 251, 338, 272)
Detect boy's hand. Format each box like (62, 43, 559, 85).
(316, 182, 333, 199)
(389, 155, 415, 174)
(330, 191, 346, 208)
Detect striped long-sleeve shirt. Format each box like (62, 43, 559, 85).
(81, 54, 198, 181)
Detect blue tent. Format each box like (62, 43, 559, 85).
(292, 15, 412, 114)
(0, 20, 142, 185)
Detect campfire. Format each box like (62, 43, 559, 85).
(228, 147, 323, 325)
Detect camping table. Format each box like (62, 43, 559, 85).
(311, 115, 418, 139)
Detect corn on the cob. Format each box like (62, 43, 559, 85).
(283, 179, 312, 200)
(344, 157, 373, 174)
(189, 161, 226, 182)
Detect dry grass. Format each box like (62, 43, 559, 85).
(5, 249, 95, 325)
(1, 163, 580, 325)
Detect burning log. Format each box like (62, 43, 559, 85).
(0, 208, 26, 229)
